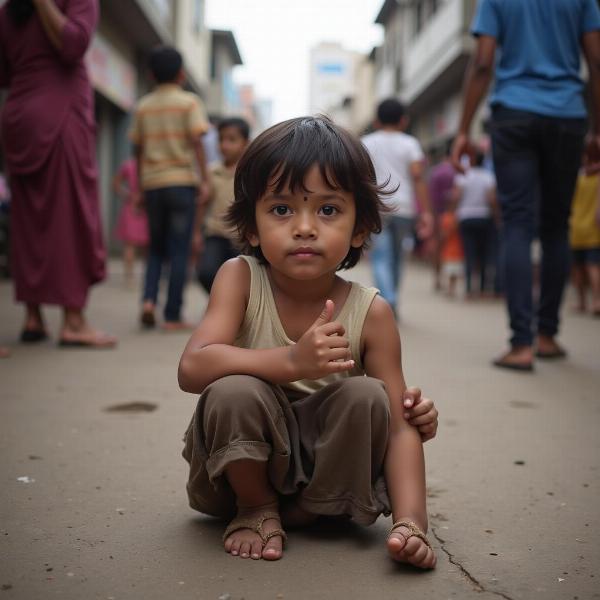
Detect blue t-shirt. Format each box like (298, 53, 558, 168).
(472, 0, 600, 118)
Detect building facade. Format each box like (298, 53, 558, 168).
(206, 29, 243, 119)
(373, 0, 483, 158)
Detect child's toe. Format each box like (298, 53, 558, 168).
(262, 538, 283, 561)
(239, 541, 252, 558)
(250, 540, 263, 560)
(387, 532, 407, 558)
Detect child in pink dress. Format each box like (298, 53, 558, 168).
(113, 158, 149, 283)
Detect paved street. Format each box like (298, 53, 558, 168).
(1, 260, 599, 600)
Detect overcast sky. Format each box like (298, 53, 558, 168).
(205, 0, 384, 124)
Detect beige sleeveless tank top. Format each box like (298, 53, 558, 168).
(234, 255, 379, 396)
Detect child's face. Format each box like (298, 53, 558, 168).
(219, 126, 248, 166)
(248, 164, 365, 279)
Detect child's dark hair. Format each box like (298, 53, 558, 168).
(377, 98, 406, 125)
(149, 46, 183, 83)
(218, 117, 250, 141)
(227, 115, 387, 270)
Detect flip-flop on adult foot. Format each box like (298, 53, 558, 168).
(20, 329, 49, 343)
(223, 511, 286, 561)
(535, 348, 567, 359)
(492, 357, 534, 371)
(387, 519, 436, 569)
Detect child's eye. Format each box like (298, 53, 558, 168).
(271, 205, 291, 216)
(319, 205, 339, 216)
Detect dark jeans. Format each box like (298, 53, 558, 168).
(491, 106, 586, 347)
(196, 235, 238, 293)
(459, 217, 495, 294)
(142, 186, 196, 322)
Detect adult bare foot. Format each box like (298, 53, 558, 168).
(387, 519, 436, 569)
(59, 324, 117, 348)
(161, 321, 195, 332)
(492, 345, 534, 371)
(223, 506, 286, 561)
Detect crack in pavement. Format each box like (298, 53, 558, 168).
(431, 526, 515, 600)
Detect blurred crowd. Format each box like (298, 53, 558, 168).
(1, 0, 599, 369)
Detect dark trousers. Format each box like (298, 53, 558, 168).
(491, 106, 585, 347)
(142, 186, 196, 322)
(459, 217, 495, 294)
(196, 235, 238, 293)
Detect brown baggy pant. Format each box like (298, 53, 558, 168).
(182, 375, 391, 525)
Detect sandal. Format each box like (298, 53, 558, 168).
(388, 519, 432, 550)
(223, 511, 287, 548)
(20, 329, 48, 343)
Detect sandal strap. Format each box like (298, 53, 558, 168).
(261, 529, 287, 545)
(256, 512, 287, 546)
(223, 516, 261, 542)
(389, 519, 432, 549)
(223, 510, 287, 547)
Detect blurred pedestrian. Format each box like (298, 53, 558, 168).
(362, 99, 433, 318)
(439, 195, 464, 298)
(569, 160, 600, 316)
(113, 156, 148, 285)
(452, 149, 497, 298)
(0, 0, 116, 348)
(428, 141, 456, 291)
(130, 46, 211, 330)
(0, 165, 10, 279)
(197, 117, 249, 293)
(452, 0, 600, 371)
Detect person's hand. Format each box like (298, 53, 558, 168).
(451, 133, 473, 173)
(403, 387, 438, 442)
(192, 229, 204, 256)
(289, 300, 354, 380)
(416, 211, 434, 240)
(198, 180, 211, 205)
(583, 132, 600, 175)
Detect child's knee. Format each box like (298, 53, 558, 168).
(337, 377, 390, 425)
(202, 375, 282, 433)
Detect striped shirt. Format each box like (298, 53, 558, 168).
(130, 84, 208, 191)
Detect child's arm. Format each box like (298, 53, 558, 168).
(178, 259, 354, 394)
(362, 297, 428, 530)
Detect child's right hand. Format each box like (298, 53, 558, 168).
(289, 300, 354, 380)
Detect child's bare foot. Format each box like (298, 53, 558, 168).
(387, 519, 436, 569)
(223, 506, 286, 561)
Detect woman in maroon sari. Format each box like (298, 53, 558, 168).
(0, 0, 116, 347)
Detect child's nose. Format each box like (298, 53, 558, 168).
(293, 213, 317, 238)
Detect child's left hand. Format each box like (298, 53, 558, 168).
(403, 387, 438, 442)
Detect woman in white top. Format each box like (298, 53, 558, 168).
(452, 151, 497, 296)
